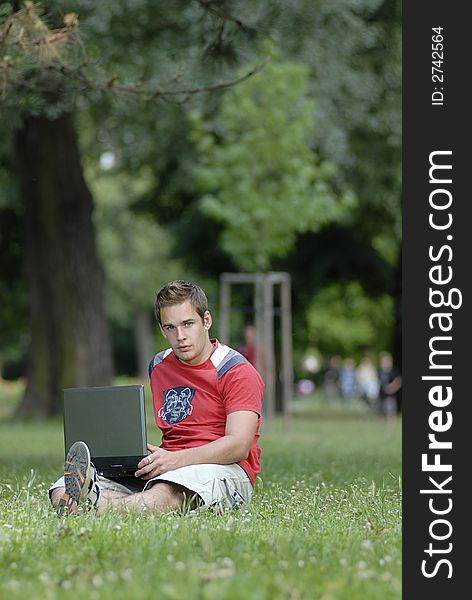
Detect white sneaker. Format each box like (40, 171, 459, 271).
(56, 441, 100, 516)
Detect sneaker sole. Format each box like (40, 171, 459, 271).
(56, 441, 92, 517)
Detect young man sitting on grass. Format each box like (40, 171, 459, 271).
(49, 280, 264, 515)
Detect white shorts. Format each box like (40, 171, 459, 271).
(48, 463, 253, 512)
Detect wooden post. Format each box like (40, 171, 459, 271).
(254, 274, 265, 380)
(263, 276, 275, 419)
(280, 276, 294, 420)
(218, 272, 293, 420)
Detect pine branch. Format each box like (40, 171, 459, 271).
(196, 0, 257, 35)
(22, 56, 269, 104)
(0, 2, 268, 107)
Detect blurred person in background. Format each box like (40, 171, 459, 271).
(322, 355, 342, 402)
(356, 356, 379, 410)
(339, 358, 357, 405)
(237, 324, 257, 367)
(237, 323, 267, 380)
(378, 351, 402, 417)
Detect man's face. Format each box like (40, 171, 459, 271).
(159, 300, 213, 366)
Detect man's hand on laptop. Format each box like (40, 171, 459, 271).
(135, 443, 182, 480)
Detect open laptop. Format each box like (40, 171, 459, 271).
(63, 385, 148, 478)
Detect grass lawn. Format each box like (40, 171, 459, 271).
(0, 380, 401, 599)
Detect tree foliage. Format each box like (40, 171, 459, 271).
(306, 281, 393, 358)
(0, 0, 268, 120)
(0, 1, 83, 119)
(90, 169, 184, 323)
(191, 56, 355, 271)
(0, 0, 271, 384)
(0, 0, 402, 388)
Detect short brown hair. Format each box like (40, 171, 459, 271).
(154, 280, 209, 325)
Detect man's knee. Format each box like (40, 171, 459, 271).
(50, 487, 65, 508)
(144, 482, 185, 511)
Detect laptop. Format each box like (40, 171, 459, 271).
(63, 385, 148, 478)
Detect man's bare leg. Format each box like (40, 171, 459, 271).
(50, 483, 186, 515)
(50, 486, 129, 509)
(97, 483, 185, 515)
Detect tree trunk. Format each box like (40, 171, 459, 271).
(14, 112, 114, 418)
(134, 307, 154, 380)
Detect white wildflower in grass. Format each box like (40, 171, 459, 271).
(6, 579, 20, 591)
(358, 569, 374, 580)
(120, 569, 133, 582)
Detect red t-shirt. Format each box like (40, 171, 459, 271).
(148, 339, 264, 486)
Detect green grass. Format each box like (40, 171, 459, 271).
(0, 382, 401, 599)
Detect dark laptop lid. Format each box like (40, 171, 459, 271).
(63, 385, 147, 476)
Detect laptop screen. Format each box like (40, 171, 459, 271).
(63, 385, 147, 459)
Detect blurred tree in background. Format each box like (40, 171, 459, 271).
(0, 0, 267, 416)
(90, 169, 185, 378)
(191, 55, 356, 271)
(0, 0, 401, 417)
(170, 0, 401, 362)
(306, 281, 393, 358)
